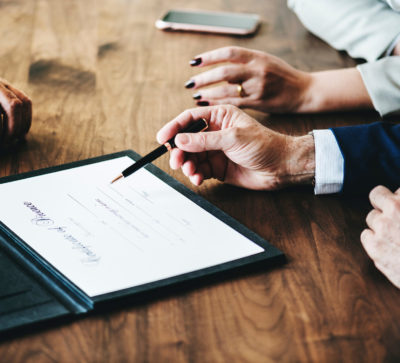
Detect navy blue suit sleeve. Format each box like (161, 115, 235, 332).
(330, 122, 400, 194)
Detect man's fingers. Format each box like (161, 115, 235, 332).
(182, 155, 198, 177)
(169, 148, 185, 170)
(157, 106, 217, 144)
(187, 161, 217, 186)
(157, 105, 242, 144)
(360, 228, 379, 260)
(174, 129, 234, 153)
(189, 173, 204, 186)
(365, 209, 382, 230)
(369, 185, 393, 211)
(193, 46, 257, 67)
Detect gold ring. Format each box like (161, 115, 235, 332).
(237, 84, 245, 97)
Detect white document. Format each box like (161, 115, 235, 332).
(0, 156, 264, 297)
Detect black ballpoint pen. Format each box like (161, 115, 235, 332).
(110, 118, 208, 184)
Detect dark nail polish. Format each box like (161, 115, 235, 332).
(185, 80, 195, 89)
(192, 93, 201, 100)
(197, 101, 209, 106)
(189, 57, 202, 66)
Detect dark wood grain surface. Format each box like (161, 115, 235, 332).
(0, 0, 399, 362)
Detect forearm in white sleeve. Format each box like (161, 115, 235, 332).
(312, 129, 344, 195)
(357, 57, 400, 116)
(288, 0, 400, 61)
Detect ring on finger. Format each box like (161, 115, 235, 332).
(237, 84, 246, 98)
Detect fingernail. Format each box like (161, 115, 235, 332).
(197, 101, 209, 106)
(189, 57, 202, 66)
(177, 134, 190, 145)
(192, 93, 201, 100)
(185, 80, 195, 89)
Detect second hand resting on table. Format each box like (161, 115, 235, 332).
(0, 78, 32, 145)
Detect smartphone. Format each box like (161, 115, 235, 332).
(155, 9, 260, 35)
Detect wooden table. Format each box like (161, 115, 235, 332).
(0, 0, 399, 362)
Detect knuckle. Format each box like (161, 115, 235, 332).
(221, 104, 237, 113)
(360, 229, 375, 251)
(366, 209, 375, 223)
(230, 126, 242, 141)
(375, 217, 388, 232)
(225, 104, 237, 111)
(8, 98, 22, 111)
(360, 229, 369, 244)
(224, 104, 240, 116)
(259, 63, 271, 78)
(369, 185, 384, 200)
(220, 66, 231, 79)
(391, 198, 400, 213)
(383, 196, 400, 217)
(224, 46, 238, 59)
(199, 132, 207, 151)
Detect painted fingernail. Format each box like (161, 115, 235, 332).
(192, 93, 201, 100)
(197, 101, 209, 106)
(185, 80, 195, 89)
(189, 57, 202, 66)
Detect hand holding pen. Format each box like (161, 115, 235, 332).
(111, 118, 208, 183)
(156, 105, 315, 189)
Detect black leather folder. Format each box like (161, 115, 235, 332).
(0, 151, 284, 335)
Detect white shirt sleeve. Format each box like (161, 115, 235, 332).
(385, 32, 400, 55)
(386, 0, 400, 11)
(312, 129, 344, 194)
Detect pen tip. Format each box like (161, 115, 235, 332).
(110, 174, 123, 184)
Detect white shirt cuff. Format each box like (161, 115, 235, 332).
(312, 129, 344, 194)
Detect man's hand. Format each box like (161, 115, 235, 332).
(157, 105, 315, 190)
(0, 78, 32, 145)
(361, 185, 400, 289)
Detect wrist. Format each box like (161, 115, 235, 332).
(298, 68, 373, 113)
(280, 135, 315, 186)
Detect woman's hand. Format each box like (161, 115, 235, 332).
(361, 186, 400, 289)
(0, 78, 32, 145)
(185, 46, 312, 113)
(157, 105, 315, 190)
(186, 46, 373, 114)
